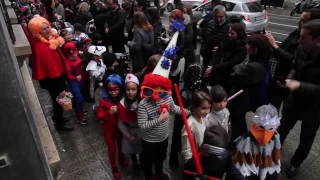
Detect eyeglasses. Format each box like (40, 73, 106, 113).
(141, 86, 171, 99)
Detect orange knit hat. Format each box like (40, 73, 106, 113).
(28, 16, 64, 50)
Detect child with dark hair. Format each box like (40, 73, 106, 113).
(170, 62, 208, 167)
(181, 91, 211, 163)
(206, 85, 229, 133)
(97, 74, 128, 179)
(74, 23, 88, 42)
(135, 54, 161, 83)
(183, 125, 245, 180)
(90, 32, 104, 46)
(102, 52, 119, 81)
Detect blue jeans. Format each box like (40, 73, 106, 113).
(69, 81, 83, 111)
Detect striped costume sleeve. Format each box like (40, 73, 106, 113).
(138, 102, 161, 130)
(168, 97, 191, 116)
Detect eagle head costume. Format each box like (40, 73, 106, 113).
(233, 105, 281, 180)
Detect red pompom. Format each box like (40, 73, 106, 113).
(159, 104, 170, 113)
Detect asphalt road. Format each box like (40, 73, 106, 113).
(160, 10, 299, 44)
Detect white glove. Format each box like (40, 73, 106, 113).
(99, 83, 103, 87)
(124, 32, 128, 37)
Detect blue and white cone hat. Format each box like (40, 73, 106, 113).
(152, 20, 185, 78)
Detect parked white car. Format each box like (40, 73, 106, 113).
(166, 0, 207, 12)
(193, 0, 268, 34)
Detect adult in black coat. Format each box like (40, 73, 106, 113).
(105, 0, 127, 53)
(266, 8, 320, 110)
(95, 7, 110, 47)
(228, 34, 272, 142)
(200, 5, 230, 68)
(277, 20, 320, 179)
(205, 23, 247, 93)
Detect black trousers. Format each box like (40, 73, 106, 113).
(170, 114, 184, 163)
(228, 93, 250, 142)
(142, 138, 168, 180)
(278, 98, 320, 167)
(270, 80, 289, 110)
(39, 75, 66, 127)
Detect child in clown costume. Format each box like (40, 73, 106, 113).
(117, 73, 143, 171)
(63, 41, 87, 125)
(233, 104, 281, 180)
(97, 74, 128, 179)
(138, 31, 191, 180)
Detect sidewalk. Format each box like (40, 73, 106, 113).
(32, 75, 320, 180)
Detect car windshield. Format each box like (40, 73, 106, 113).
(242, 2, 263, 12)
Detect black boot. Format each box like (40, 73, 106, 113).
(55, 123, 74, 131)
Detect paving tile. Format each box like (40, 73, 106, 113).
(74, 138, 91, 151)
(82, 154, 101, 166)
(67, 160, 87, 173)
(298, 170, 320, 180)
(97, 149, 109, 161)
(86, 133, 106, 145)
(79, 147, 96, 158)
(87, 162, 107, 178)
(91, 173, 112, 180)
(92, 142, 108, 152)
(67, 169, 92, 180)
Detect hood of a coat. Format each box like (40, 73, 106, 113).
(183, 14, 192, 25)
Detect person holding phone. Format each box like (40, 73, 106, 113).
(265, 8, 320, 110)
(277, 20, 320, 179)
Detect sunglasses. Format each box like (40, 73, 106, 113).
(141, 86, 171, 99)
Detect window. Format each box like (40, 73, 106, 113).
(242, 2, 263, 12)
(221, 2, 236, 11)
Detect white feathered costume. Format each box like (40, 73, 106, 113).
(233, 105, 281, 180)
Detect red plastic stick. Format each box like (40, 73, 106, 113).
(173, 84, 203, 174)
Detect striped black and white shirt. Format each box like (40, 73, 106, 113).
(138, 97, 190, 143)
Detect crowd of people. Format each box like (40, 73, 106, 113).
(15, 0, 320, 179)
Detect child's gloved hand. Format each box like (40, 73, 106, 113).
(109, 105, 117, 115)
(158, 109, 169, 122)
(99, 83, 103, 87)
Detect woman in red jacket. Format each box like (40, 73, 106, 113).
(27, 16, 74, 131)
(97, 74, 128, 179)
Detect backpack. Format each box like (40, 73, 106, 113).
(184, 63, 206, 92)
